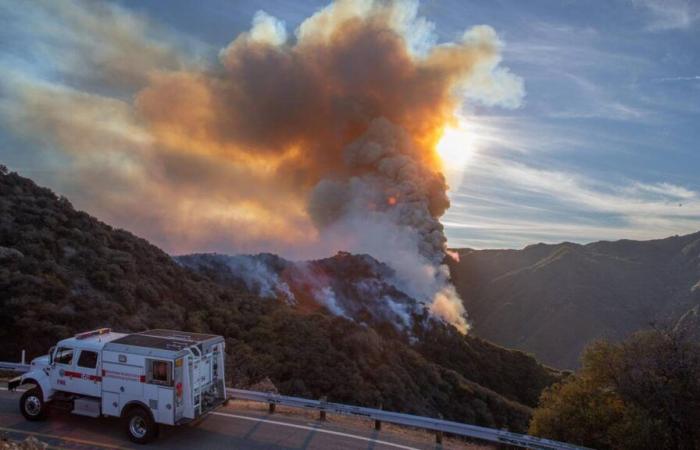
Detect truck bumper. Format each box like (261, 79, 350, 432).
(200, 396, 228, 416)
(8, 377, 21, 391)
(175, 396, 228, 426)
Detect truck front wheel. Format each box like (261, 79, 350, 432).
(20, 388, 47, 421)
(124, 406, 159, 444)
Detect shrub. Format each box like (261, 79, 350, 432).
(530, 329, 700, 449)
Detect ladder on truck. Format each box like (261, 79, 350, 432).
(186, 346, 213, 415)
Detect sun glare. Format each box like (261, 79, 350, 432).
(435, 123, 476, 170)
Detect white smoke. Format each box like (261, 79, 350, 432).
(207, 254, 295, 302)
(178, 252, 433, 332)
(313, 286, 348, 317)
(309, 118, 469, 332)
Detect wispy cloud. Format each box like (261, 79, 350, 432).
(502, 20, 653, 122)
(441, 7, 700, 249)
(631, 0, 700, 31)
(654, 75, 700, 82)
(0, 0, 205, 92)
(444, 153, 700, 249)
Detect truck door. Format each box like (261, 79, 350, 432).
(144, 359, 175, 425)
(174, 357, 184, 422)
(49, 346, 75, 392)
(70, 350, 101, 397)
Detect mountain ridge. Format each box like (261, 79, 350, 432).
(450, 231, 700, 368)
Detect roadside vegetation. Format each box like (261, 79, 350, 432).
(0, 436, 46, 450)
(530, 328, 700, 449)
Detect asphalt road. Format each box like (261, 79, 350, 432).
(0, 388, 479, 450)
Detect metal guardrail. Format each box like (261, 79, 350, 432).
(0, 351, 28, 373)
(0, 362, 30, 373)
(0, 356, 587, 449)
(227, 388, 590, 450)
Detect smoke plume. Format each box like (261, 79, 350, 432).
(1, 0, 524, 333)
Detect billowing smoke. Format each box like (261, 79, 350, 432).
(1, 0, 524, 333)
(308, 118, 466, 330)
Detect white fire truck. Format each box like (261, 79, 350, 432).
(9, 328, 227, 443)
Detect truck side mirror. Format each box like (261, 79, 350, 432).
(48, 346, 56, 365)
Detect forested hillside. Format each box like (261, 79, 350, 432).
(450, 234, 700, 368)
(0, 168, 559, 432)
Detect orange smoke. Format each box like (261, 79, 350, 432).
(446, 249, 461, 263)
(135, 1, 504, 210)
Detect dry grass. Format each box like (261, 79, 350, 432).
(0, 436, 47, 450)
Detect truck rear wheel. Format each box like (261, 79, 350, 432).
(20, 388, 47, 421)
(124, 406, 159, 444)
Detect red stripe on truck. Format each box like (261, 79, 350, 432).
(101, 369, 146, 383)
(63, 370, 102, 382)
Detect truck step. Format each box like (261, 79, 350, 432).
(49, 400, 74, 413)
(72, 397, 101, 418)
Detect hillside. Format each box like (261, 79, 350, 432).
(0, 168, 559, 432)
(177, 252, 432, 335)
(177, 252, 560, 408)
(449, 234, 700, 368)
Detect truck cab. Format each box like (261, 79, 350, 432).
(13, 328, 227, 444)
(50, 330, 117, 398)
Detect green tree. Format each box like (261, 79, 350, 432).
(529, 329, 700, 449)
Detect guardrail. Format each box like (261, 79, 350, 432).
(0, 362, 30, 373)
(0, 355, 586, 449)
(227, 388, 589, 450)
(0, 351, 27, 373)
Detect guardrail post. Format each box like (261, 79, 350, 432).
(375, 402, 382, 430)
(268, 403, 276, 414)
(436, 413, 444, 444)
(21, 350, 25, 365)
(319, 396, 327, 421)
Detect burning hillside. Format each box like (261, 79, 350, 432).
(2, 0, 524, 333)
(178, 251, 433, 332)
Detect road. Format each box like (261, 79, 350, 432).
(0, 388, 483, 450)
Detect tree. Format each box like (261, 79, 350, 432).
(529, 329, 700, 449)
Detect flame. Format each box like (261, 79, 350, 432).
(446, 249, 460, 262)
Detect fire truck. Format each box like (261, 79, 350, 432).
(9, 328, 227, 443)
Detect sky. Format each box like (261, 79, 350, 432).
(0, 0, 699, 253)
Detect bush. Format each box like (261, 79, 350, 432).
(529, 329, 700, 449)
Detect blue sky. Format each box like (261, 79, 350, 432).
(1, 0, 698, 251)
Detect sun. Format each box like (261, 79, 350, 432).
(435, 123, 476, 170)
